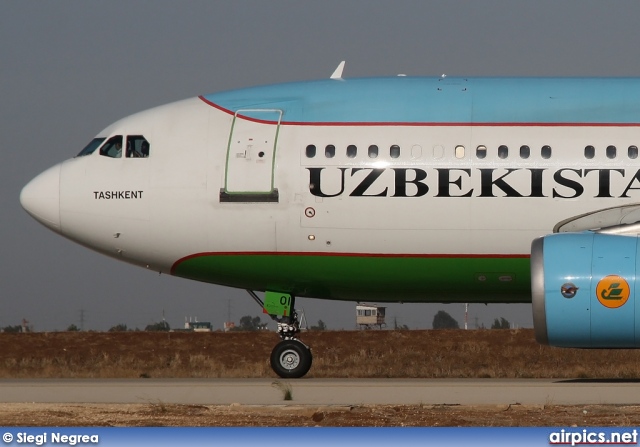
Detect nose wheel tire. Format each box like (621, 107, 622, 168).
(270, 339, 313, 378)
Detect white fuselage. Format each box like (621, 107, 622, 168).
(20, 77, 640, 302)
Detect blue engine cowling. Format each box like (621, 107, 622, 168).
(532, 232, 640, 348)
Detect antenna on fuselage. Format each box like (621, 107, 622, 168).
(330, 61, 346, 80)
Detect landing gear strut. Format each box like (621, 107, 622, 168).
(246, 290, 312, 378)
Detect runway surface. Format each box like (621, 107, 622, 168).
(2, 379, 640, 406)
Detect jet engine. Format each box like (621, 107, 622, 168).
(532, 232, 640, 348)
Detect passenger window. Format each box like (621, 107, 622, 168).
(368, 145, 379, 158)
(455, 145, 465, 159)
(76, 138, 106, 157)
(498, 145, 508, 159)
(584, 145, 595, 159)
(99, 135, 123, 158)
(346, 145, 357, 158)
(390, 145, 400, 159)
(520, 145, 530, 159)
(325, 145, 335, 158)
(476, 145, 487, 159)
(305, 145, 316, 158)
(541, 145, 552, 159)
(629, 145, 639, 159)
(126, 135, 151, 158)
(606, 145, 616, 159)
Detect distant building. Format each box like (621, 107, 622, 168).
(184, 317, 212, 332)
(356, 304, 386, 329)
(186, 321, 212, 332)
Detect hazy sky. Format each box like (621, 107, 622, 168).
(4, 1, 640, 332)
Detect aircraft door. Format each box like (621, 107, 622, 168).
(220, 109, 281, 203)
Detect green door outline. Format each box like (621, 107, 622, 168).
(220, 109, 281, 203)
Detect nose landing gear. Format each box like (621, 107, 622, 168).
(246, 290, 313, 378)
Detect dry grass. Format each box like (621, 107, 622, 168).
(3, 329, 640, 379)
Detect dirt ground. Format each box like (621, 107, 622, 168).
(2, 403, 640, 427)
(4, 329, 640, 426)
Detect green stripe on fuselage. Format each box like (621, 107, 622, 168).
(172, 254, 531, 303)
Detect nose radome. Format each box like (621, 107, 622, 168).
(20, 164, 61, 232)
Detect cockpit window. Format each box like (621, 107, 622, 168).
(99, 136, 123, 158)
(76, 138, 106, 157)
(126, 135, 151, 158)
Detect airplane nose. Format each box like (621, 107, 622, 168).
(20, 164, 61, 232)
